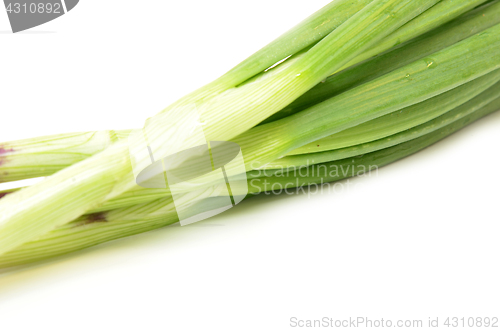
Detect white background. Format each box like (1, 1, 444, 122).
(0, 1, 499, 330)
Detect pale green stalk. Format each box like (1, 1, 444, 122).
(233, 23, 500, 171)
(159, 0, 440, 143)
(0, 197, 178, 269)
(340, 0, 489, 72)
(291, 68, 500, 155)
(134, 0, 374, 119)
(260, 81, 500, 172)
(0, 130, 131, 184)
(210, 0, 374, 90)
(265, 0, 500, 123)
(175, 0, 477, 105)
(0, 141, 136, 256)
(0, 131, 120, 183)
(247, 97, 500, 189)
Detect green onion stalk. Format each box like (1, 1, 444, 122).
(265, 0, 500, 123)
(4, 20, 500, 215)
(74, 76, 500, 214)
(233, 23, 500, 170)
(2, 95, 499, 269)
(0, 0, 499, 267)
(2, 0, 499, 183)
(0, 0, 442, 256)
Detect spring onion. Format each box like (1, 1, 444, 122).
(0, 0, 499, 268)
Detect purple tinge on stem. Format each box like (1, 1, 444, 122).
(0, 147, 14, 167)
(83, 212, 108, 225)
(0, 147, 14, 155)
(0, 192, 12, 200)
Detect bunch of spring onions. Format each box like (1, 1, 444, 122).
(1, 0, 500, 268)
